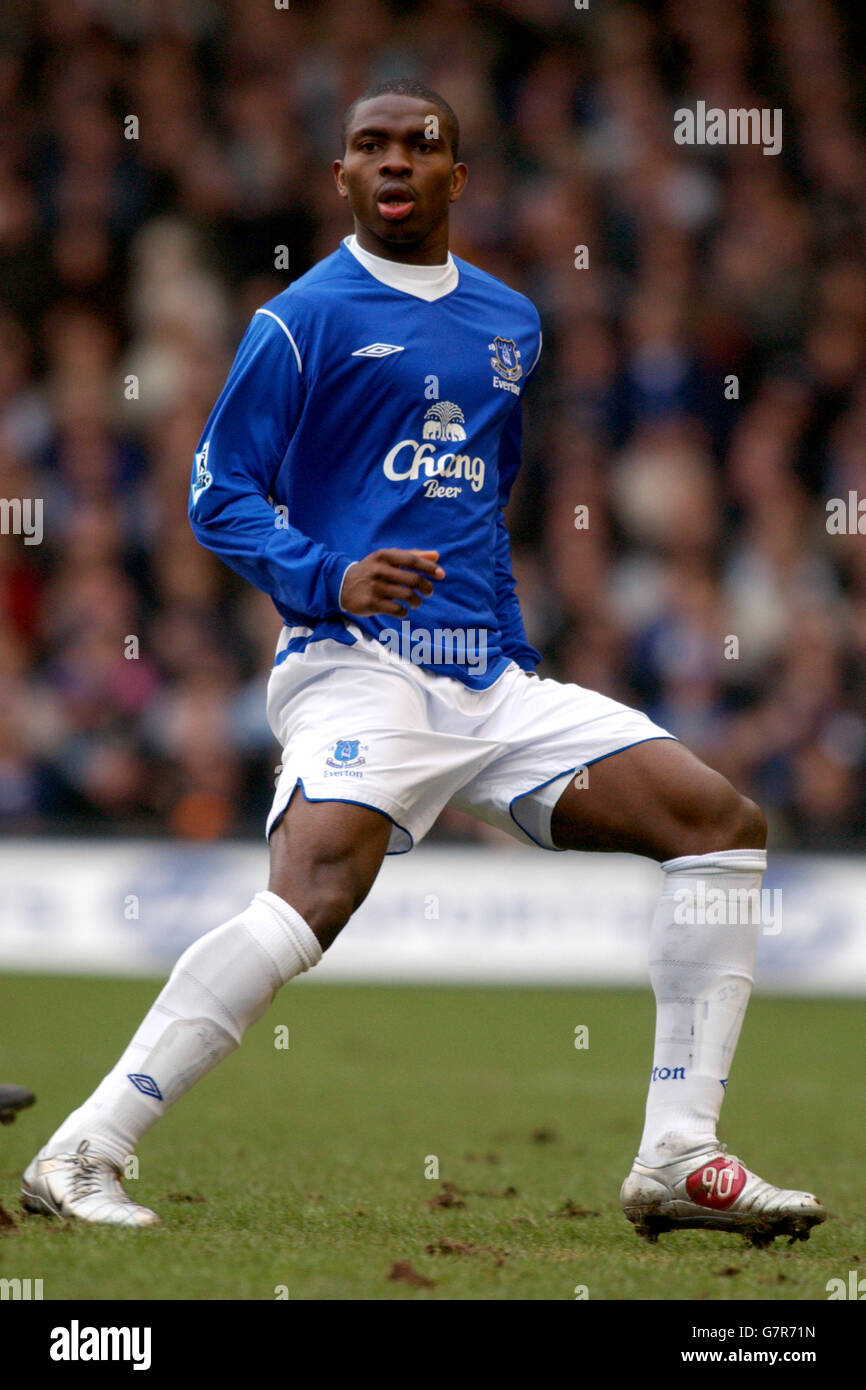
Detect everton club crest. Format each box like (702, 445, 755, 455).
(489, 337, 523, 395)
(325, 738, 367, 771)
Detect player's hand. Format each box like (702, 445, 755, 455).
(340, 549, 445, 618)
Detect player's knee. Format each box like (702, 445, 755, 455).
(730, 794, 767, 850)
(270, 859, 367, 951)
(683, 780, 767, 855)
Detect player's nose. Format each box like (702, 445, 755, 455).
(379, 144, 412, 175)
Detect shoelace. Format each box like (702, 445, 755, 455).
(69, 1149, 119, 1201)
(714, 1143, 744, 1167)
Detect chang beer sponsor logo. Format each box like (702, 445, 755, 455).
(382, 402, 486, 498)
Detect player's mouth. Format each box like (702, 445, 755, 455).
(377, 185, 416, 221)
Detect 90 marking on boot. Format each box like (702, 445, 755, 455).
(620, 1148, 826, 1248)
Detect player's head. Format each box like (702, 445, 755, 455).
(334, 79, 467, 259)
(341, 79, 460, 160)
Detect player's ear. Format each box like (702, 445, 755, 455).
(449, 162, 468, 203)
(333, 160, 348, 197)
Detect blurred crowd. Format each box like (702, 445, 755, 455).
(1, 0, 865, 849)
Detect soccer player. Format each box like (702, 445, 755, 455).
(23, 80, 824, 1243)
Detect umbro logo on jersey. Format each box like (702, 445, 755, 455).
(351, 343, 405, 357)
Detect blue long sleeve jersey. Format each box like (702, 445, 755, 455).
(188, 240, 543, 690)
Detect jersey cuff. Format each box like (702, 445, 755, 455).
(337, 561, 358, 613)
(505, 645, 542, 672)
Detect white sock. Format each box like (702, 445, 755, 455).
(45, 892, 322, 1168)
(637, 848, 767, 1168)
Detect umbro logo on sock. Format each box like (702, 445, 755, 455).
(351, 343, 404, 357)
(127, 1074, 163, 1101)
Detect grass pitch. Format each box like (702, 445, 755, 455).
(0, 976, 862, 1301)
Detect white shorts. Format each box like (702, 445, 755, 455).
(265, 626, 676, 854)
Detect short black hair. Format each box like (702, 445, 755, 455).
(341, 78, 460, 159)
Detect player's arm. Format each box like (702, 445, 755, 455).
(189, 310, 443, 619)
(188, 309, 355, 618)
(494, 386, 542, 673)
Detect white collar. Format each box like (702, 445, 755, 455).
(343, 234, 459, 302)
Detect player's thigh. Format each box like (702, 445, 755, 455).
(550, 737, 766, 860)
(268, 785, 392, 944)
